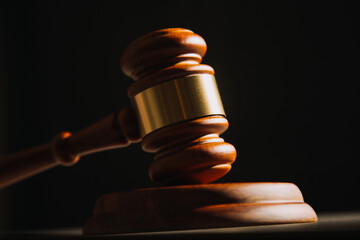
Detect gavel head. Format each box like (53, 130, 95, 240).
(120, 28, 236, 185)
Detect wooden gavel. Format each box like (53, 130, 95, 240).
(0, 28, 236, 189)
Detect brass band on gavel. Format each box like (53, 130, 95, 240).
(132, 74, 226, 137)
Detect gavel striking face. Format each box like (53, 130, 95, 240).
(121, 28, 236, 185)
(0, 28, 236, 189)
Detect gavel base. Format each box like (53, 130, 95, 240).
(83, 182, 317, 235)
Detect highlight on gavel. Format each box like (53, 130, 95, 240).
(0, 28, 235, 188)
(0, 28, 317, 234)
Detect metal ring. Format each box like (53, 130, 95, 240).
(132, 74, 226, 137)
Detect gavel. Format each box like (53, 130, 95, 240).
(0, 28, 236, 189)
(1, 28, 317, 234)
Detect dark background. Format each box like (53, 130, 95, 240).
(0, 0, 359, 230)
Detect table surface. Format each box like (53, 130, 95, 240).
(1, 212, 360, 239)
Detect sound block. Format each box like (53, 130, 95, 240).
(83, 182, 317, 235)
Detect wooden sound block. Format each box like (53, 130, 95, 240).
(83, 182, 317, 235)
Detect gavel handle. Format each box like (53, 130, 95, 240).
(0, 107, 141, 189)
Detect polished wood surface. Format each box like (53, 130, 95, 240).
(1, 28, 317, 235)
(0, 107, 140, 189)
(0, 28, 236, 188)
(143, 116, 236, 184)
(120, 28, 213, 98)
(0, 28, 235, 188)
(83, 182, 317, 235)
(84, 29, 316, 236)
(121, 28, 236, 184)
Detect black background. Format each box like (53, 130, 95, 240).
(0, 0, 359, 230)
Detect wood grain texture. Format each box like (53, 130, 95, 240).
(121, 28, 236, 185)
(83, 182, 318, 235)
